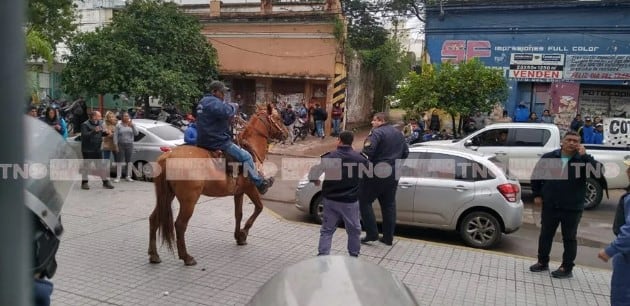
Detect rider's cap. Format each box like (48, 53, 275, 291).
(209, 81, 229, 93)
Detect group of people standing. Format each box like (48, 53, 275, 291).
(79, 110, 138, 190)
(309, 112, 409, 257)
(277, 101, 344, 143)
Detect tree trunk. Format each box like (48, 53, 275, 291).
(143, 95, 150, 118)
(450, 113, 457, 137)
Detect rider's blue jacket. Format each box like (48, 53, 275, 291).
(196, 94, 236, 151)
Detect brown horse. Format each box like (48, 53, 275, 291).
(148, 104, 288, 266)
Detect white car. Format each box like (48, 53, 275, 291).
(68, 119, 185, 180)
(295, 146, 523, 248)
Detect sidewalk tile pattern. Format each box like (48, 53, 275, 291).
(52, 182, 612, 305)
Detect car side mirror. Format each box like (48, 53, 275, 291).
(464, 139, 473, 147)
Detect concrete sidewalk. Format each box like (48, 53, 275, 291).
(52, 181, 613, 306)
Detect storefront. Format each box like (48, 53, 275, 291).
(425, 0, 630, 123)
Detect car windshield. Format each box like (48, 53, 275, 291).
(147, 125, 183, 141)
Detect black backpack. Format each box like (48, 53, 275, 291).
(613, 192, 629, 236)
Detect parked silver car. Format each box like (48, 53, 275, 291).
(68, 119, 185, 180)
(295, 147, 523, 248)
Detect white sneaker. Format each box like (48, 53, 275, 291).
(113, 178, 120, 183)
(126, 177, 134, 182)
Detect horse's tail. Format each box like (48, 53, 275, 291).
(154, 155, 175, 251)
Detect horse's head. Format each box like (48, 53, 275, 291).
(248, 103, 288, 142)
(262, 104, 289, 141)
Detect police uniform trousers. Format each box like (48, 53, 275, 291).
(611, 253, 630, 306)
(318, 197, 361, 257)
(359, 176, 398, 244)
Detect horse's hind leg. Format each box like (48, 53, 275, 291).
(148, 207, 165, 264)
(174, 195, 199, 266)
(234, 193, 247, 245)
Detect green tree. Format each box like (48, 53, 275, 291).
(341, 0, 413, 112)
(62, 0, 218, 111)
(27, 0, 78, 48)
(396, 59, 508, 136)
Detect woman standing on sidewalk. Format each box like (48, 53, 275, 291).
(102, 111, 118, 162)
(113, 112, 138, 182)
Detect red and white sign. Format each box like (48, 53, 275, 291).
(509, 53, 564, 81)
(509, 70, 562, 79)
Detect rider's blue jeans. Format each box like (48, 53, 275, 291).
(224, 142, 263, 186)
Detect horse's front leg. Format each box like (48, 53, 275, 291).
(234, 193, 247, 245)
(239, 187, 265, 242)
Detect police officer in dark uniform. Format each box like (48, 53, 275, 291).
(360, 112, 409, 246)
(24, 117, 77, 305)
(308, 131, 368, 257)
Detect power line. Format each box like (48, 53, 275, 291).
(207, 37, 337, 58)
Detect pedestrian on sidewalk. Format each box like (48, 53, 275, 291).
(80, 111, 114, 190)
(597, 158, 630, 306)
(313, 104, 328, 139)
(309, 131, 368, 257)
(281, 104, 296, 145)
(529, 131, 600, 278)
(331, 103, 343, 136)
(113, 112, 138, 182)
(359, 112, 409, 246)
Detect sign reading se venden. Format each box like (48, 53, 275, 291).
(509, 53, 564, 82)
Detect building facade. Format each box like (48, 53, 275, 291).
(425, 0, 630, 130)
(183, 0, 347, 132)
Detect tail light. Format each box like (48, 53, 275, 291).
(160, 146, 172, 152)
(497, 183, 520, 202)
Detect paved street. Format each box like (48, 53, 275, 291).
(52, 180, 614, 305)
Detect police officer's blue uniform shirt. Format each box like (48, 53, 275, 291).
(196, 94, 236, 151)
(362, 124, 409, 164)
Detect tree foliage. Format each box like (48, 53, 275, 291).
(26, 29, 54, 64)
(341, 0, 413, 111)
(396, 59, 508, 134)
(62, 0, 218, 110)
(27, 0, 78, 48)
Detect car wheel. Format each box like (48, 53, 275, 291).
(584, 178, 603, 210)
(311, 194, 324, 224)
(459, 211, 501, 249)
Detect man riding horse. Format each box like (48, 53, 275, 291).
(196, 81, 274, 194)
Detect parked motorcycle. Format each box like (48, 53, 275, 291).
(293, 118, 309, 142)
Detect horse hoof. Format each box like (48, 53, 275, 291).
(183, 257, 197, 266)
(149, 255, 162, 264)
(236, 240, 248, 246)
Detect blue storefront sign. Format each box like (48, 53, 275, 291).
(425, 2, 630, 117)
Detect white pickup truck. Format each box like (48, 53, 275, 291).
(416, 123, 630, 209)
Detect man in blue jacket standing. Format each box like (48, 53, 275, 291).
(598, 158, 630, 305)
(196, 81, 274, 194)
(529, 131, 599, 278)
(309, 131, 368, 257)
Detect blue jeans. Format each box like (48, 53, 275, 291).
(332, 118, 341, 135)
(611, 254, 630, 306)
(34, 278, 53, 306)
(318, 198, 361, 257)
(224, 143, 263, 186)
(315, 120, 324, 137)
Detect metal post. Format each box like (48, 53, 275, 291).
(0, 1, 28, 305)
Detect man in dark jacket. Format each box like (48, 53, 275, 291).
(309, 131, 368, 257)
(529, 131, 600, 278)
(360, 112, 409, 246)
(312, 104, 327, 138)
(80, 111, 114, 190)
(196, 81, 274, 194)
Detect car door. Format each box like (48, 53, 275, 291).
(372, 151, 422, 223)
(413, 152, 476, 227)
(469, 127, 511, 166)
(502, 128, 551, 183)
